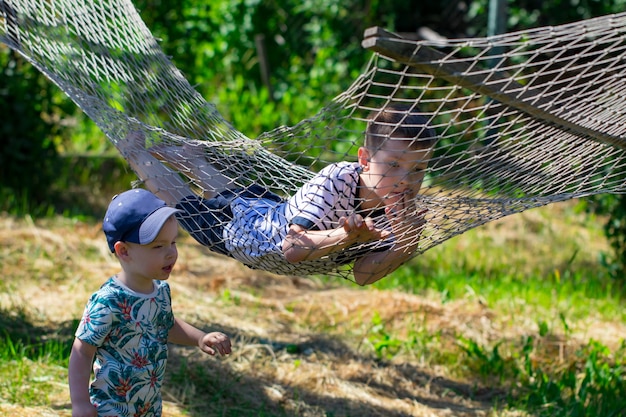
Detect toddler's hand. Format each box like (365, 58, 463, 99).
(199, 332, 232, 356)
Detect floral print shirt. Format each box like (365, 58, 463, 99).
(75, 276, 175, 416)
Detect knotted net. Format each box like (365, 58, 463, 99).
(2, 0, 626, 280)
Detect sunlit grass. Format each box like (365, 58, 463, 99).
(361, 202, 626, 415)
(1, 200, 624, 416)
(0, 335, 68, 406)
(378, 201, 622, 316)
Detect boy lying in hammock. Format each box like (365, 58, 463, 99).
(120, 106, 435, 285)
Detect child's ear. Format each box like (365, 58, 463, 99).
(357, 147, 370, 170)
(114, 241, 130, 259)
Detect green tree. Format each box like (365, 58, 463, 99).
(0, 50, 66, 213)
(133, 0, 482, 137)
(3, 0, 626, 282)
(495, 0, 626, 286)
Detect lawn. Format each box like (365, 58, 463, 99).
(0, 200, 624, 416)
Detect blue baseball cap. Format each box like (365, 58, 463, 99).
(103, 189, 181, 252)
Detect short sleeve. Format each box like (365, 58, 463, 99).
(75, 294, 114, 347)
(287, 162, 359, 231)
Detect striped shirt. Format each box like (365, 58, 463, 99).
(178, 161, 391, 275)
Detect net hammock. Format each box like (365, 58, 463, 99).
(3, 0, 626, 282)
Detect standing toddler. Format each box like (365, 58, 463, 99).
(69, 188, 232, 417)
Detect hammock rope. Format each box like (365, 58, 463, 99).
(3, 0, 626, 280)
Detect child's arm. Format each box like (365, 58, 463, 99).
(353, 203, 428, 285)
(352, 242, 415, 286)
(68, 338, 98, 417)
(282, 213, 390, 264)
(168, 317, 232, 356)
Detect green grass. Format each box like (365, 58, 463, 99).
(1, 202, 625, 416)
(361, 204, 626, 416)
(0, 333, 69, 406)
(361, 305, 626, 416)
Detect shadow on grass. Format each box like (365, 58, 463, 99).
(14, 301, 623, 417)
(0, 306, 76, 361)
(0, 304, 511, 416)
(161, 328, 502, 417)
(7, 282, 621, 416)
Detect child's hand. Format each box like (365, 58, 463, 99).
(385, 193, 428, 234)
(339, 213, 391, 242)
(199, 332, 232, 356)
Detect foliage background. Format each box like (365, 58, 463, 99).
(1, 2, 626, 416)
(2, 0, 626, 273)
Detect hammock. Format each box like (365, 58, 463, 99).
(2, 0, 626, 281)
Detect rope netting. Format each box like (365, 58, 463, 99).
(2, 0, 626, 282)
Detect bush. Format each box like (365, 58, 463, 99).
(0, 52, 66, 214)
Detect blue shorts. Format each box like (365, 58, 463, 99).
(176, 185, 283, 256)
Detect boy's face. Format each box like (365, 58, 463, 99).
(117, 216, 179, 283)
(358, 138, 431, 208)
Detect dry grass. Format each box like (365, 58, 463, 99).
(0, 202, 623, 416)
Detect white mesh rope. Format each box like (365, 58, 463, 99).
(3, 0, 626, 281)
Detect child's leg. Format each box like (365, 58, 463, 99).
(116, 131, 192, 205)
(150, 143, 236, 199)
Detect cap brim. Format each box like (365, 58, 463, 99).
(137, 206, 182, 245)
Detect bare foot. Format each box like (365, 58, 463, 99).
(149, 143, 235, 197)
(149, 143, 203, 174)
